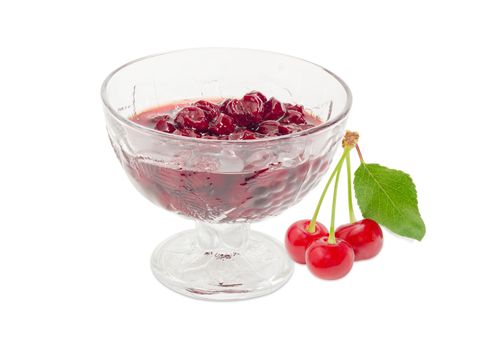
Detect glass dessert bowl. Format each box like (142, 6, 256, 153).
(101, 48, 351, 300)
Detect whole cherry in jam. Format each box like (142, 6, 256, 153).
(281, 110, 306, 125)
(285, 220, 328, 264)
(208, 113, 236, 135)
(174, 106, 209, 132)
(223, 98, 263, 127)
(242, 92, 265, 118)
(335, 218, 383, 261)
(154, 115, 176, 133)
(193, 100, 220, 121)
(305, 237, 354, 280)
(263, 97, 286, 120)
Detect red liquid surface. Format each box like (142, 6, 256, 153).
(123, 94, 327, 222)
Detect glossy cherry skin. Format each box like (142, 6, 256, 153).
(335, 219, 383, 261)
(280, 110, 306, 125)
(193, 100, 220, 121)
(174, 106, 209, 132)
(306, 237, 354, 280)
(263, 97, 286, 120)
(285, 220, 328, 264)
(153, 115, 176, 133)
(208, 113, 236, 135)
(284, 103, 304, 114)
(241, 92, 265, 118)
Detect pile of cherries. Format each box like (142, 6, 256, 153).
(285, 218, 383, 280)
(150, 91, 318, 140)
(285, 132, 383, 280)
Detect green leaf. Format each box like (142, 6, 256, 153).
(354, 163, 426, 240)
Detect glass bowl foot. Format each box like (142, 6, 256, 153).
(151, 223, 294, 301)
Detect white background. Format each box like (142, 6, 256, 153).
(1, 1, 482, 349)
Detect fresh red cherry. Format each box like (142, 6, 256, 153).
(306, 237, 354, 280)
(208, 113, 236, 135)
(335, 219, 383, 261)
(263, 97, 286, 120)
(174, 106, 209, 132)
(193, 100, 220, 121)
(285, 220, 328, 264)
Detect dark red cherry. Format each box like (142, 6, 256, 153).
(174, 107, 209, 132)
(285, 220, 328, 264)
(280, 110, 307, 125)
(306, 237, 354, 280)
(335, 219, 383, 261)
(223, 98, 263, 127)
(193, 100, 220, 121)
(220, 98, 234, 114)
(242, 93, 265, 118)
(154, 116, 176, 133)
(263, 97, 286, 120)
(221, 99, 243, 117)
(208, 113, 236, 135)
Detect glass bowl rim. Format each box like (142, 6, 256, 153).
(101, 47, 352, 145)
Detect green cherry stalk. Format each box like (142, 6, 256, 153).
(307, 131, 360, 243)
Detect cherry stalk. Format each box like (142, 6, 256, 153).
(328, 151, 344, 243)
(345, 151, 356, 224)
(306, 147, 350, 234)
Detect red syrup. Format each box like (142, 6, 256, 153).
(122, 92, 328, 222)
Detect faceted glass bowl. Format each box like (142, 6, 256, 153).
(102, 48, 351, 300)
